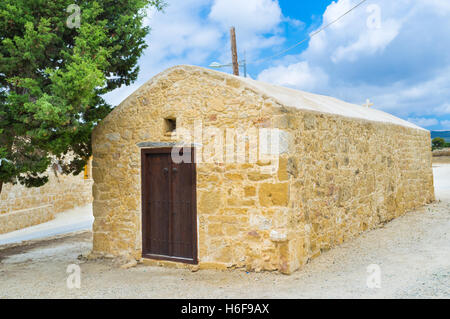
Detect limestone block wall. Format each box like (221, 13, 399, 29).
(92, 65, 434, 274)
(280, 109, 435, 273)
(0, 168, 93, 233)
(0, 204, 54, 234)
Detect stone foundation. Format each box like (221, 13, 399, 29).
(0, 205, 54, 234)
(0, 167, 93, 233)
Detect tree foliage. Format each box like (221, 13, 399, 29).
(0, 0, 165, 192)
(432, 137, 446, 150)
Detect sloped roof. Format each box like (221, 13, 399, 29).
(240, 76, 424, 131)
(129, 65, 425, 131)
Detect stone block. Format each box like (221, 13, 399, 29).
(259, 183, 289, 207)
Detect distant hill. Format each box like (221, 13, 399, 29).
(431, 131, 450, 142)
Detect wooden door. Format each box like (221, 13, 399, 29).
(141, 148, 197, 264)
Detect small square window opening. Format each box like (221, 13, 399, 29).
(164, 118, 177, 133)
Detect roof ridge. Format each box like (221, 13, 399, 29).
(116, 65, 426, 131)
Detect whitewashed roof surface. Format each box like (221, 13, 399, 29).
(160, 66, 425, 131)
(240, 76, 424, 131)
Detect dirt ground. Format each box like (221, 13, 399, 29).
(0, 167, 449, 299)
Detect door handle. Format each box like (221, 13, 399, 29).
(163, 168, 169, 175)
(172, 167, 178, 173)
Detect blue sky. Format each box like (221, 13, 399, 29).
(103, 0, 450, 131)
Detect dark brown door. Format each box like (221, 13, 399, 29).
(141, 148, 197, 264)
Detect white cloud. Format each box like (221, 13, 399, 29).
(407, 117, 438, 128)
(209, 0, 282, 33)
(257, 61, 328, 92)
(418, 0, 450, 16)
(144, 0, 221, 63)
(331, 19, 400, 63)
(257, 0, 450, 128)
(435, 104, 450, 115)
(441, 120, 450, 129)
(322, 0, 354, 30)
(208, 0, 296, 63)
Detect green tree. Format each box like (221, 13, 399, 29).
(0, 0, 165, 194)
(432, 137, 446, 150)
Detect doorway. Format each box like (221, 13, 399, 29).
(141, 147, 197, 264)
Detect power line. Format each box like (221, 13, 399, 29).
(251, 0, 369, 65)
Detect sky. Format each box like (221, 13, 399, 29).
(103, 0, 450, 131)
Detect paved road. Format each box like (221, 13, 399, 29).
(0, 205, 93, 246)
(433, 163, 450, 195)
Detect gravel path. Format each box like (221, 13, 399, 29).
(0, 166, 449, 299)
